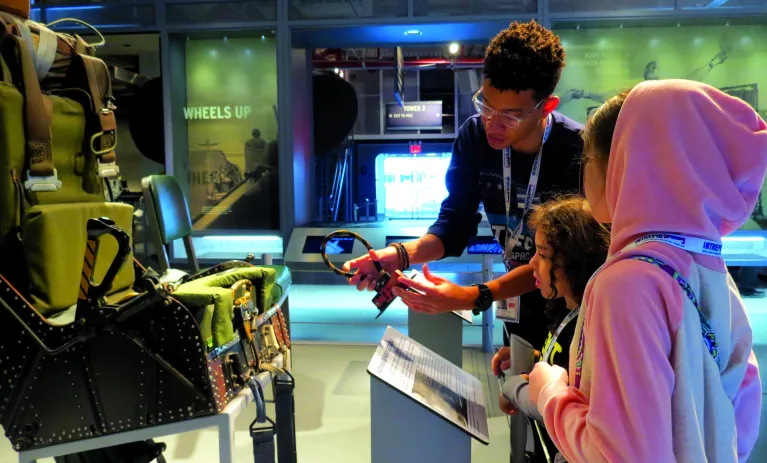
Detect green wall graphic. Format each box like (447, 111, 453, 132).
(184, 36, 280, 231)
(556, 24, 765, 122)
(556, 24, 767, 230)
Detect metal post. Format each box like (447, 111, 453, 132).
(365, 198, 371, 221)
(481, 255, 494, 353)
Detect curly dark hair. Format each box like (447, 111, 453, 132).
(528, 196, 610, 305)
(483, 20, 566, 101)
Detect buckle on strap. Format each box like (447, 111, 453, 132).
(24, 168, 62, 192)
(90, 129, 117, 157)
(97, 160, 120, 178)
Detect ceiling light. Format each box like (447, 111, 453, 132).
(404, 29, 422, 36)
(448, 43, 459, 54)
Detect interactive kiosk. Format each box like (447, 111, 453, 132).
(368, 327, 489, 463)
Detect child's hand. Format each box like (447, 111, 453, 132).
(491, 347, 511, 376)
(498, 393, 519, 415)
(529, 363, 568, 406)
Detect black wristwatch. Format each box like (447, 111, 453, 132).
(471, 283, 494, 315)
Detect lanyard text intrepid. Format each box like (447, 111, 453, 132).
(502, 114, 553, 261)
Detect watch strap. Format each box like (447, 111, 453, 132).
(472, 283, 493, 315)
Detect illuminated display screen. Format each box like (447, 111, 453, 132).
(385, 236, 420, 247)
(386, 101, 443, 131)
(467, 236, 503, 255)
(302, 236, 355, 254)
(376, 153, 451, 220)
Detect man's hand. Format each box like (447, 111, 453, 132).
(391, 264, 478, 314)
(341, 248, 400, 291)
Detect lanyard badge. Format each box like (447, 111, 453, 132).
(320, 230, 422, 318)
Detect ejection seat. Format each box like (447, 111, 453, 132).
(0, 197, 293, 459)
(140, 174, 293, 331)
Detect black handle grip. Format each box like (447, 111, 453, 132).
(81, 217, 132, 303)
(320, 230, 384, 278)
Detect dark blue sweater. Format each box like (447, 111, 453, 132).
(427, 112, 584, 346)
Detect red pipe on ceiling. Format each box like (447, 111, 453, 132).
(313, 58, 484, 69)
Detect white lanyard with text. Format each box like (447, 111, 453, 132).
(619, 233, 722, 257)
(541, 307, 579, 364)
(496, 114, 552, 324)
(502, 113, 552, 257)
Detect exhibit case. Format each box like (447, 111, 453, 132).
(164, 29, 285, 264)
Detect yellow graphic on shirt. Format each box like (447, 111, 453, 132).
(541, 331, 563, 365)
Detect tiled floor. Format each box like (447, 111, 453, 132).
(1, 282, 765, 462)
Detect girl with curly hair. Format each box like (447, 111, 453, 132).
(492, 196, 609, 462)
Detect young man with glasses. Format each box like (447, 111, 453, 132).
(342, 21, 583, 349)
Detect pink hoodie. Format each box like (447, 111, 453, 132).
(536, 79, 766, 462)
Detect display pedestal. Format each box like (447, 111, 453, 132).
(370, 376, 471, 463)
(408, 309, 463, 367)
(368, 327, 489, 463)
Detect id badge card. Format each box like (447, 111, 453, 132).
(495, 296, 520, 323)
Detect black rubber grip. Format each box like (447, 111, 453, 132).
(320, 230, 384, 278)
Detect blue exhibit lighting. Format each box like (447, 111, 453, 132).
(404, 29, 422, 36)
(50, 23, 141, 30)
(45, 5, 103, 12)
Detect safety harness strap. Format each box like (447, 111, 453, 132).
(0, 34, 57, 188)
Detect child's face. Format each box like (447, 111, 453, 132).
(583, 152, 611, 224)
(530, 230, 571, 302)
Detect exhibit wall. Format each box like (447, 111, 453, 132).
(556, 23, 767, 230)
(183, 35, 280, 231)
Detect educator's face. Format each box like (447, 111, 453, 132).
(479, 81, 544, 150)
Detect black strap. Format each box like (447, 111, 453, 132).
(274, 371, 297, 463)
(250, 417, 276, 463)
(248, 376, 267, 424)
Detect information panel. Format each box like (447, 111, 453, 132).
(386, 101, 443, 131)
(367, 326, 490, 444)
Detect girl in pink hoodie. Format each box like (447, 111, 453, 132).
(527, 79, 765, 462)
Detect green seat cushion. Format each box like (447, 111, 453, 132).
(173, 266, 277, 348)
(262, 265, 292, 306)
(22, 202, 135, 315)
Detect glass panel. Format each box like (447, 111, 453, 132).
(347, 70, 381, 135)
(166, 1, 277, 25)
(554, 23, 767, 240)
(375, 153, 451, 219)
(413, 0, 535, 16)
(44, 5, 155, 28)
(178, 32, 280, 231)
(288, 0, 407, 20)
(381, 69, 418, 134)
(682, 0, 767, 7)
(549, 0, 674, 13)
(419, 69, 456, 135)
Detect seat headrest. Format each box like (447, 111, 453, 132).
(142, 175, 193, 244)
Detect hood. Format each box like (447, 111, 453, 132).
(605, 79, 767, 255)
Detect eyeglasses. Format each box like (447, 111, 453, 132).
(472, 89, 544, 130)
